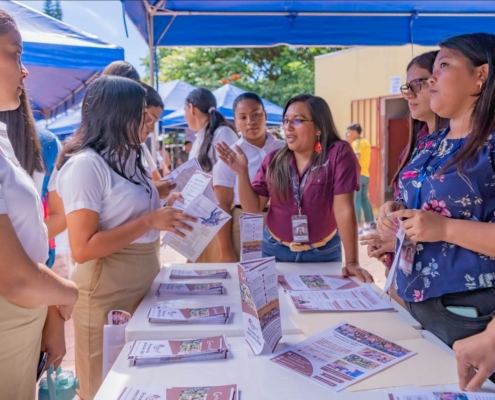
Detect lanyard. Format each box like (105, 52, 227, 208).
(413, 128, 465, 209)
(289, 166, 311, 216)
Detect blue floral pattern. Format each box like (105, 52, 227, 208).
(397, 129, 495, 302)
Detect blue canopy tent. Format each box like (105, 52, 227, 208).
(37, 108, 81, 141)
(162, 84, 283, 128)
(2, 1, 124, 119)
(158, 80, 197, 117)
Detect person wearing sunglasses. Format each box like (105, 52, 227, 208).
(216, 94, 373, 282)
(361, 51, 448, 272)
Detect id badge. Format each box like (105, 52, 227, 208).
(398, 239, 417, 275)
(291, 215, 309, 242)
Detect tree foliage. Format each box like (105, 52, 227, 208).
(43, 0, 62, 21)
(144, 47, 337, 106)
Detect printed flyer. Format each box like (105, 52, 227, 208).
(270, 321, 416, 392)
(278, 274, 359, 291)
(287, 285, 394, 312)
(157, 283, 225, 296)
(169, 269, 229, 279)
(118, 384, 238, 400)
(127, 336, 229, 366)
(238, 257, 282, 355)
(388, 390, 495, 400)
(382, 220, 406, 296)
(147, 306, 231, 324)
(102, 310, 131, 380)
(239, 212, 264, 261)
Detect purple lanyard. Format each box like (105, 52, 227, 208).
(289, 166, 311, 216)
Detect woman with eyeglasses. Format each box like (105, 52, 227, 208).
(216, 94, 373, 281)
(213, 92, 285, 262)
(361, 51, 448, 267)
(376, 34, 495, 359)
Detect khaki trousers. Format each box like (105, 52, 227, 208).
(0, 296, 47, 400)
(71, 240, 160, 399)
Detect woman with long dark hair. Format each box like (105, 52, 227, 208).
(217, 94, 372, 281)
(378, 33, 495, 354)
(213, 92, 284, 262)
(57, 75, 196, 399)
(184, 87, 238, 262)
(0, 88, 67, 267)
(0, 10, 78, 398)
(361, 51, 448, 266)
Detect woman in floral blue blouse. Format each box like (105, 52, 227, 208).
(378, 33, 495, 349)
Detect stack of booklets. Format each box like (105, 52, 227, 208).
(157, 283, 225, 296)
(118, 384, 238, 400)
(147, 306, 231, 324)
(127, 336, 230, 366)
(169, 268, 229, 279)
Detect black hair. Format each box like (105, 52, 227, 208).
(58, 76, 151, 191)
(390, 50, 449, 186)
(186, 87, 235, 172)
(141, 83, 164, 109)
(233, 92, 265, 113)
(101, 60, 140, 82)
(184, 140, 192, 145)
(438, 33, 495, 172)
(347, 123, 362, 135)
(268, 94, 341, 201)
(0, 88, 45, 176)
(0, 10, 16, 35)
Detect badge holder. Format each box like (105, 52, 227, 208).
(292, 210, 309, 243)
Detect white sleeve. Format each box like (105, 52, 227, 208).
(212, 158, 236, 188)
(0, 182, 6, 214)
(56, 153, 108, 215)
(47, 139, 63, 193)
(212, 126, 238, 148)
(141, 144, 158, 173)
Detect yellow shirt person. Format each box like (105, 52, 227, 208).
(351, 136, 371, 178)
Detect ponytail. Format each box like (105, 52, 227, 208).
(186, 88, 234, 171)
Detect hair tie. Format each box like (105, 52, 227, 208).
(208, 106, 216, 114)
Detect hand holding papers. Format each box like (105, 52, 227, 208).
(147, 306, 231, 324)
(157, 283, 225, 296)
(162, 171, 230, 262)
(288, 285, 394, 312)
(238, 257, 282, 355)
(127, 336, 230, 366)
(239, 212, 264, 261)
(270, 322, 416, 392)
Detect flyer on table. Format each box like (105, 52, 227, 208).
(238, 257, 282, 355)
(169, 269, 229, 279)
(278, 274, 359, 291)
(270, 321, 416, 392)
(239, 212, 264, 261)
(388, 390, 495, 400)
(119, 384, 238, 400)
(288, 285, 394, 312)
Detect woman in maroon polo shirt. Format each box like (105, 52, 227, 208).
(216, 94, 373, 281)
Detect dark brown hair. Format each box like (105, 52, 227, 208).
(390, 50, 449, 185)
(439, 33, 495, 172)
(0, 89, 44, 176)
(0, 10, 16, 35)
(57, 76, 151, 191)
(101, 60, 140, 82)
(267, 94, 341, 202)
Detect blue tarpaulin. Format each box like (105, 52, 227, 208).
(122, 1, 495, 47)
(162, 84, 283, 128)
(2, 1, 124, 119)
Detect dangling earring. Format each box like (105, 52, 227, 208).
(479, 82, 483, 92)
(314, 133, 322, 153)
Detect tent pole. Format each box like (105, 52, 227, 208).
(148, 9, 158, 165)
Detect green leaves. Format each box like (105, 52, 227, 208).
(143, 47, 338, 106)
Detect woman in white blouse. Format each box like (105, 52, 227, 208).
(213, 92, 285, 262)
(184, 87, 238, 262)
(0, 11, 78, 399)
(57, 76, 196, 399)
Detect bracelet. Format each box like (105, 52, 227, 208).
(345, 262, 360, 267)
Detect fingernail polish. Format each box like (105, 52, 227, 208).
(386, 213, 391, 218)
(359, 241, 364, 245)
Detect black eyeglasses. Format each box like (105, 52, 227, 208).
(400, 78, 428, 97)
(282, 118, 313, 127)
